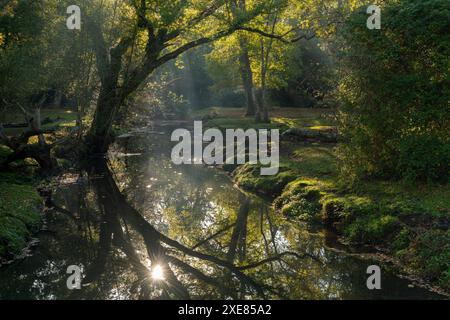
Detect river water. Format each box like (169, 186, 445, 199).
(0, 124, 444, 299)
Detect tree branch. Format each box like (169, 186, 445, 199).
(237, 26, 315, 43)
(236, 251, 323, 271)
(165, 0, 227, 42)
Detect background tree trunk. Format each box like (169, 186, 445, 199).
(233, 0, 256, 117)
(238, 38, 256, 116)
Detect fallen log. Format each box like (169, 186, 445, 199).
(2, 122, 28, 129)
(0, 108, 60, 174)
(2, 117, 59, 128)
(281, 127, 338, 143)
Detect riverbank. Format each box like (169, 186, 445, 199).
(198, 107, 450, 293)
(0, 108, 77, 262)
(1, 106, 448, 295)
(0, 145, 42, 263)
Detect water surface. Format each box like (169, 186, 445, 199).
(0, 126, 443, 299)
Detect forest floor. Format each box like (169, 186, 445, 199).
(197, 107, 450, 293)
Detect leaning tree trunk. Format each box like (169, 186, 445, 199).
(87, 84, 121, 154)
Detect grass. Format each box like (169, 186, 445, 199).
(2, 108, 78, 136)
(41, 109, 78, 128)
(210, 107, 450, 290)
(193, 107, 336, 132)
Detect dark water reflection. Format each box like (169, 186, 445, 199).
(0, 127, 444, 299)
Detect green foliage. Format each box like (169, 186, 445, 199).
(281, 39, 334, 107)
(392, 228, 413, 251)
(123, 77, 189, 123)
(397, 133, 450, 183)
(0, 0, 97, 119)
(414, 230, 450, 288)
(336, 0, 450, 183)
(211, 88, 246, 108)
(321, 197, 346, 224)
(0, 0, 45, 108)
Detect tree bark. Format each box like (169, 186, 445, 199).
(253, 88, 263, 123)
(232, 0, 256, 117)
(87, 87, 120, 154)
(238, 38, 256, 117)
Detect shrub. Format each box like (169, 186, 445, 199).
(336, 0, 450, 183)
(397, 133, 450, 183)
(415, 230, 450, 285)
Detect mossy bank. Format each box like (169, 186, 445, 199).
(232, 146, 450, 293)
(0, 145, 42, 262)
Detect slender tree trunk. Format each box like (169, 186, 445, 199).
(257, 9, 279, 124)
(238, 38, 256, 116)
(261, 86, 269, 123)
(254, 87, 262, 122)
(260, 60, 269, 123)
(232, 0, 256, 116)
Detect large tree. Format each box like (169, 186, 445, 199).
(84, 0, 300, 153)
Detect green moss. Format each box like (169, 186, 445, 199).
(321, 198, 346, 224)
(287, 146, 337, 178)
(344, 215, 399, 244)
(0, 144, 13, 161)
(233, 163, 297, 197)
(0, 173, 42, 259)
(216, 107, 449, 290)
(281, 198, 319, 220)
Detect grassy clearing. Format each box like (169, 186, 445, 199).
(2, 108, 78, 136)
(213, 107, 450, 290)
(193, 107, 336, 132)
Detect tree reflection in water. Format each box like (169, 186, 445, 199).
(75, 158, 320, 299)
(0, 133, 441, 300)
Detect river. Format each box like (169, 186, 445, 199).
(0, 123, 444, 299)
